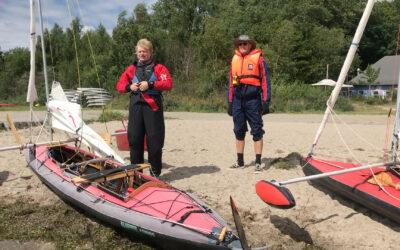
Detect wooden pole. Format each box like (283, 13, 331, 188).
(0, 138, 77, 152)
(6, 113, 23, 145)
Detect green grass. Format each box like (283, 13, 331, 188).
(97, 110, 126, 122)
(0, 200, 153, 250)
(2, 84, 396, 116)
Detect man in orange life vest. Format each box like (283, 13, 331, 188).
(227, 35, 271, 172)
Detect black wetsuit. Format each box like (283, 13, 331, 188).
(128, 61, 164, 176)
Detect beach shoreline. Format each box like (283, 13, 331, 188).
(1, 112, 400, 249)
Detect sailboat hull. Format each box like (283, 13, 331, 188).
(25, 145, 241, 250)
(304, 157, 400, 224)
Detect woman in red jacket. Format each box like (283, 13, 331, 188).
(116, 39, 173, 177)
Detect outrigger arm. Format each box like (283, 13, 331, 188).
(256, 161, 396, 209)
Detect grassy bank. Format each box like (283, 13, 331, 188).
(107, 83, 392, 114)
(0, 200, 152, 250)
(2, 82, 394, 115)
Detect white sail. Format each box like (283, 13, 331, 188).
(27, 0, 37, 104)
(49, 82, 125, 164)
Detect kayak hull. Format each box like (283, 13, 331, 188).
(26, 145, 242, 250)
(303, 157, 400, 224)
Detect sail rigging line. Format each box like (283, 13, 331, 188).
(390, 28, 400, 163)
(309, 0, 375, 156)
(329, 108, 386, 155)
(77, 190, 220, 239)
(64, 0, 89, 156)
(66, 0, 82, 89)
(330, 110, 399, 199)
(396, 23, 400, 56)
(325, 111, 400, 202)
(44, 20, 56, 82)
(38, 0, 56, 83)
(126, 190, 220, 237)
(74, 0, 101, 89)
(383, 108, 393, 162)
(37, 0, 54, 141)
(330, 114, 362, 165)
(74, 0, 110, 134)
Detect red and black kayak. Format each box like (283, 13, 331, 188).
(26, 144, 243, 250)
(303, 157, 400, 224)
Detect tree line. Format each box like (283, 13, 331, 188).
(0, 0, 399, 106)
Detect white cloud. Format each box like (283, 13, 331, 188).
(82, 25, 94, 33)
(0, 0, 157, 51)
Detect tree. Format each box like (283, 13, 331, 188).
(359, 1, 400, 68)
(364, 64, 380, 85)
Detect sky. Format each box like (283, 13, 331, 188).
(0, 0, 156, 52)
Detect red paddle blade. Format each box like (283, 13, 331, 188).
(255, 180, 296, 209)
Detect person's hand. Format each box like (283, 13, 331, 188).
(139, 81, 149, 91)
(262, 101, 270, 115)
(130, 82, 140, 92)
(227, 102, 233, 116)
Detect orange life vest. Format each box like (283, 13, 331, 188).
(231, 49, 262, 86)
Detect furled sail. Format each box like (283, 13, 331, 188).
(27, 0, 37, 104)
(49, 82, 125, 164)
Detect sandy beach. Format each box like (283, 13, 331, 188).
(1, 111, 400, 249)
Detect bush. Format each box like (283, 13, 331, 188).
(363, 97, 388, 105)
(97, 110, 126, 122)
(106, 77, 356, 113)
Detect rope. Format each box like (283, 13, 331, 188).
(330, 109, 385, 154)
(383, 108, 393, 162)
(74, 0, 101, 88)
(74, 0, 109, 133)
(330, 112, 362, 164)
(330, 108, 400, 200)
(43, 19, 56, 82)
(318, 95, 400, 203)
(65, 0, 81, 88)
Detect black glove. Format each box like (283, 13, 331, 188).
(125, 83, 132, 92)
(262, 101, 270, 115)
(227, 102, 233, 116)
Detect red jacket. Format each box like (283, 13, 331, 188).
(116, 63, 173, 93)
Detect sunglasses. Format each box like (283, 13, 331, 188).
(238, 42, 249, 46)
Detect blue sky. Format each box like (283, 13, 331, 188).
(0, 0, 156, 51)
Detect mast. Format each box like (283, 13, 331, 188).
(390, 24, 400, 162)
(309, 0, 375, 156)
(37, 0, 53, 140)
(27, 0, 38, 142)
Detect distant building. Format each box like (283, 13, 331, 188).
(349, 55, 400, 98)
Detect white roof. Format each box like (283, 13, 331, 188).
(311, 79, 353, 88)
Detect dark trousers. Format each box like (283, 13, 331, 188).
(128, 100, 165, 176)
(232, 97, 264, 141)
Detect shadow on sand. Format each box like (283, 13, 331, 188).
(161, 163, 220, 182)
(307, 181, 400, 232)
(270, 215, 313, 244)
(0, 171, 10, 186)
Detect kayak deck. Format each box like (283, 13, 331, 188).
(304, 157, 400, 223)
